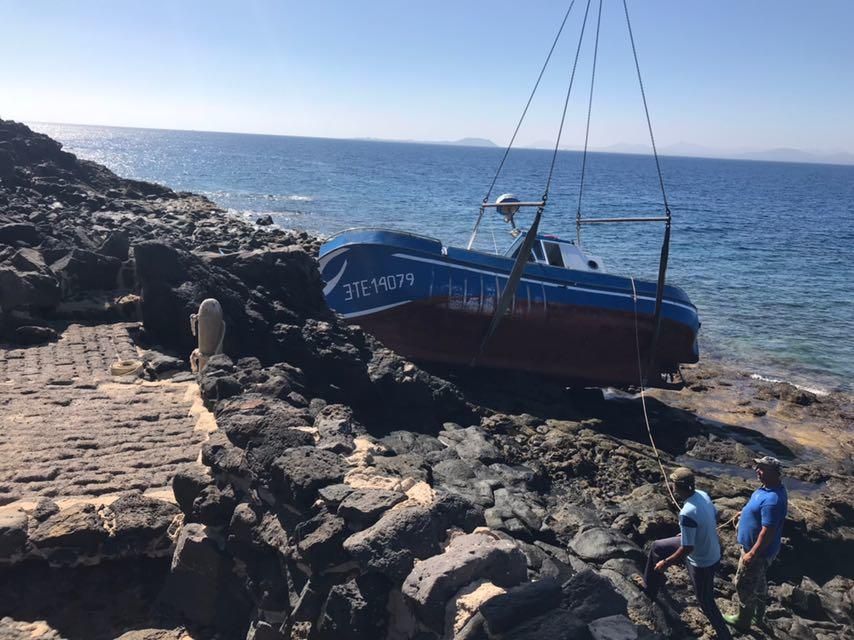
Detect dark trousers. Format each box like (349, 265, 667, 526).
(644, 536, 732, 640)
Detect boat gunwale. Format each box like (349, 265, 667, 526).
(319, 228, 699, 314)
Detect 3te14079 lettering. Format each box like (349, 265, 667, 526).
(343, 273, 415, 301)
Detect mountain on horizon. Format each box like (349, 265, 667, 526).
(518, 138, 854, 166)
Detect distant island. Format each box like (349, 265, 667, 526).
(523, 140, 854, 166)
(436, 137, 498, 148)
(355, 136, 498, 148)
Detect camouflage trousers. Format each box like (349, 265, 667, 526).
(734, 550, 775, 609)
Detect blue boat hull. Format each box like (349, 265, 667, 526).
(318, 229, 700, 387)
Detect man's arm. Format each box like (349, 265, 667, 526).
(743, 525, 774, 565)
(655, 544, 694, 572)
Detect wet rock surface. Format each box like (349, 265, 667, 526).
(2, 120, 853, 639)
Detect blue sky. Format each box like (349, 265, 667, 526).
(2, 1, 853, 153)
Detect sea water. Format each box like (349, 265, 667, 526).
(32, 123, 854, 393)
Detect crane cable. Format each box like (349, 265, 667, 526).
(632, 278, 742, 531)
(631, 277, 679, 510)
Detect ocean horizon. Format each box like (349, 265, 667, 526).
(30, 122, 854, 394)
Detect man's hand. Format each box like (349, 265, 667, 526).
(742, 550, 755, 566)
(654, 560, 669, 573)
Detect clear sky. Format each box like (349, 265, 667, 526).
(2, 0, 853, 154)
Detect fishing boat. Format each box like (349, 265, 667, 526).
(318, 0, 701, 389)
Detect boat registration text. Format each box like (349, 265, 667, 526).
(343, 273, 415, 301)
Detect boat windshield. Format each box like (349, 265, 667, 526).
(543, 241, 564, 267)
(508, 237, 546, 263)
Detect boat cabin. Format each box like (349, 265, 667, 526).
(505, 232, 605, 273)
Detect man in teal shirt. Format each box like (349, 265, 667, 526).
(642, 467, 731, 640)
(725, 456, 788, 631)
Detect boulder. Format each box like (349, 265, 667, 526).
(588, 614, 662, 640)
(192, 484, 238, 526)
(294, 510, 349, 570)
(316, 575, 389, 640)
(172, 464, 214, 514)
(479, 576, 562, 636)
(271, 447, 347, 508)
(402, 531, 527, 631)
(167, 523, 224, 627)
(97, 230, 130, 260)
(0, 509, 28, 560)
(569, 527, 643, 564)
(344, 493, 483, 583)
(51, 248, 122, 291)
(438, 426, 501, 463)
(337, 488, 407, 528)
(492, 608, 591, 640)
(108, 494, 181, 555)
(0, 248, 60, 310)
(0, 222, 41, 246)
(562, 570, 628, 623)
(12, 325, 58, 345)
(30, 503, 108, 561)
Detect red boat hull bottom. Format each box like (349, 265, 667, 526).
(349, 299, 698, 389)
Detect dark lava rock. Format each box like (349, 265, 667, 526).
(0, 248, 60, 311)
(30, 503, 108, 559)
(201, 431, 249, 477)
(588, 614, 663, 640)
(271, 447, 347, 508)
(172, 464, 214, 514)
(316, 574, 389, 640)
(12, 325, 58, 345)
(317, 483, 355, 509)
(0, 509, 28, 559)
(141, 349, 185, 375)
(337, 488, 407, 528)
(438, 425, 501, 463)
(343, 493, 483, 583)
(562, 569, 628, 623)
(51, 248, 122, 292)
(402, 531, 528, 632)
(480, 577, 563, 636)
(256, 215, 274, 226)
(108, 493, 180, 554)
(295, 510, 349, 570)
(569, 527, 643, 564)
(216, 407, 314, 481)
(32, 498, 60, 522)
(0, 222, 42, 246)
(200, 373, 243, 404)
(167, 523, 224, 627)
(97, 230, 130, 260)
(495, 608, 591, 640)
(777, 580, 825, 620)
(193, 483, 238, 526)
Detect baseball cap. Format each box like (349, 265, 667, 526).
(669, 467, 695, 485)
(753, 456, 782, 470)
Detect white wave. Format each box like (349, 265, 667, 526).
(749, 374, 830, 397)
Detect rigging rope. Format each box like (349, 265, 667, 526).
(543, 0, 594, 200)
(621, 0, 669, 213)
(482, 0, 578, 206)
(631, 277, 680, 510)
(622, 0, 672, 385)
(576, 0, 603, 246)
(474, 0, 593, 358)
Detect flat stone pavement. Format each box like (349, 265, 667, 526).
(0, 323, 211, 508)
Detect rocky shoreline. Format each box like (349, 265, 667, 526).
(1, 119, 852, 640)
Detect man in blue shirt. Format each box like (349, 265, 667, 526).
(642, 467, 731, 640)
(724, 456, 788, 631)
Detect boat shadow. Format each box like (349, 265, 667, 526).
(423, 364, 797, 462)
